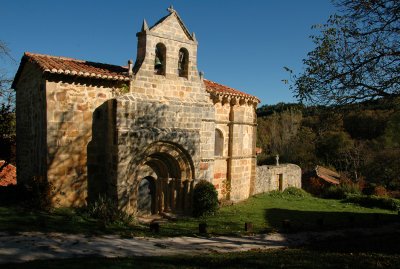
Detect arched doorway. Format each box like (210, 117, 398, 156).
(137, 176, 156, 215)
(134, 142, 195, 215)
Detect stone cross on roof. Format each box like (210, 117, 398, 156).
(167, 5, 175, 13)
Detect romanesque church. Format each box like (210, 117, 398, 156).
(12, 8, 260, 215)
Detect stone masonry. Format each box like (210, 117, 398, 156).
(12, 8, 260, 215)
(254, 164, 301, 194)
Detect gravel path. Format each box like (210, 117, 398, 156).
(0, 224, 398, 264)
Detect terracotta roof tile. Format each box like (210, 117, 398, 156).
(22, 52, 130, 81)
(204, 79, 260, 102)
(14, 53, 259, 101)
(0, 161, 16, 187)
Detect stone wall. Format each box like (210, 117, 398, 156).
(254, 164, 301, 194)
(112, 96, 209, 213)
(230, 103, 257, 201)
(45, 77, 121, 206)
(15, 62, 47, 186)
(212, 99, 257, 201)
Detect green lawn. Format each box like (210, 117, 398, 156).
(161, 192, 398, 236)
(1, 192, 399, 268)
(0, 191, 398, 237)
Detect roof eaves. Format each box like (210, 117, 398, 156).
(204, 79, 260, 103)
(13, 52, 130, 88)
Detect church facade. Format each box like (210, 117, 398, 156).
(12, 8, 260, 215)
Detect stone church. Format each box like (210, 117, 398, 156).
(12, 7, 260, 215)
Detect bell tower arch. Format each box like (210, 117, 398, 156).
(133, 6, 199, 81)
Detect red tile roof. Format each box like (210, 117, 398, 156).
(315, 166, 340, 185)
(204, 79, 260, 102)
(14, 52, 130, 86)
(0, 161, 16, 187)
(13, 53, 259, 101)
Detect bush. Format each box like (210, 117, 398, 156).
(282, 187, 311, 198)
(344, 195, 400, 211)
(363, 184, 389, 197)
(323, 183, 361, 199)
(81, 196, 133, 225)
(303, 177, 325, 195)
(323, 185, 347, 199)
(373, 185, 389, 197)
(193, 180, 219, 217)
(268, 187, 311, 199)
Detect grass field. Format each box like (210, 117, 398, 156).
(161, 191, 398, 236)
(1, 191, 399, 268)
(0, 191, 397, 237)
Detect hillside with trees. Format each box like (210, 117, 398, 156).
(273, 0, 400, 197)
(257, 98, 400, 196)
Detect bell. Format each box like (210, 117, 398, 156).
(154, 57, 162, 69)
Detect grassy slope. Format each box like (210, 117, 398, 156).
(162, 192, 398, 236)
(1, 192, 399, 268)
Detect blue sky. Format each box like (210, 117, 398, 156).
(1, 0, 336, 105)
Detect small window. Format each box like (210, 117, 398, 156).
(155, 43, 166, 75)
(214, 129, 224, 156)
(178, 48, 189, 78)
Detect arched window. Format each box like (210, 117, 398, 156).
(178, 48, 189, 78)
(154, 43, 166, 75)
(214, 129, 224, 156)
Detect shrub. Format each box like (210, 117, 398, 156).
(193, 180, 219, 217)
(282, 187, 311, 198)
(363, 183, 390, 197)
(268, 187, 311, 199)
(323, 182, 361, 199)
(389, 190, 400, 199)
(344, 195, 400, 211)
(304, 177, 325, 195)
(81, 196, 133, 225)
(373, 185, 389, 197)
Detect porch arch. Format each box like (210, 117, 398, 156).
(133, 141, 195, 215)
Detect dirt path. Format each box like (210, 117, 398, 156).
(0, 224, 398, 264)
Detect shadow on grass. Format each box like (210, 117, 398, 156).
(306, 230, 400, 254)
(0, 206, 148, 236)
(264, 208, 399, 233)
(3, 249, 400, 269)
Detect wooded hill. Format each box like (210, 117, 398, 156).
(256, 98, 400, 193)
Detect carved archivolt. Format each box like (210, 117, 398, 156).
(134, 141, 195, 181)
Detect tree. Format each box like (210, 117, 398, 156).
(287, 126, 317, 170)
(292, 0, 400, 105)
(257, 108, 302, 162)
(316, 131, 354, 170)
(0, 41, 16, 164)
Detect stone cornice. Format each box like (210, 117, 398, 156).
(209, 92, 259, 108)
(201, 119, 257, 126)
(201, 155, 256, 161)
